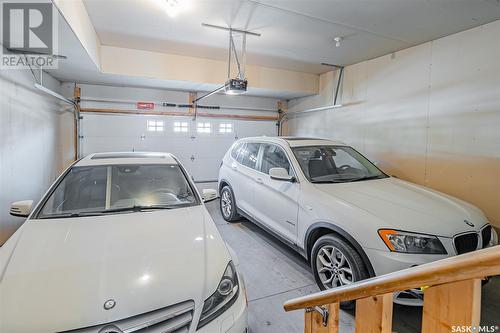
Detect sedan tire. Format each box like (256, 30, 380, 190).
(311, 234, 369, 309)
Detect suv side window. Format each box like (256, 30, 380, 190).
(236, 143, 246, 164)
(230, 142, 242, 160)
(260, 144, 292, 175)
(239, 142, 261, 170)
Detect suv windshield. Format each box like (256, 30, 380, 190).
(37, 164, 198, 219)
(292, 145, 387, 183)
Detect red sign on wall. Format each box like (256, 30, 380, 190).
(137, 102, 155, 110)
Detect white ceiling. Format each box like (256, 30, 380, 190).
(49, 0, 500, 99)
(83, 0, 500, 73)
(47, 16, 306, 99)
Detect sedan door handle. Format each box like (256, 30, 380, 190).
(255, 177, 263, 184)
(231, 163, 238, 170)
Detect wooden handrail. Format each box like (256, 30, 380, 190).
(284, 245, 500, 312)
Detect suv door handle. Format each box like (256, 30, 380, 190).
(231, 163, 237, 170)
(255, 177, 263, 184)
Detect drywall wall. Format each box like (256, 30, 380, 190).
(0, 69, 74, 245)
(285, 20, 500, 228)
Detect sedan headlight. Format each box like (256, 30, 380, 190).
(197, 261, 239, 329)
(378, 229, 447, 254)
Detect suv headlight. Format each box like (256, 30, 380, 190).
(197, 261, 239, 329)
(378, 229, 447, 254)
(488, 226, 498, 247)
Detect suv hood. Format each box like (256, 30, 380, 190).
(314, 177, 487, 237)
(0, 206, 230, 333)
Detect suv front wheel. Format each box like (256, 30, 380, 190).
(220, 186, 239, 222)
(311, 234, 369, 309)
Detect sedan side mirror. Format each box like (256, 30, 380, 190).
(269, 168, 295, 182)
(10, 200, 34, 218)
(202, 189, 218, 203)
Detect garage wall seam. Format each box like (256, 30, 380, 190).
(423, 41, 434, 186)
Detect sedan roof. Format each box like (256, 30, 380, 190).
(75, 152, 178, 167)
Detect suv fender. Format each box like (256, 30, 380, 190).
(304, 222, 376, 278)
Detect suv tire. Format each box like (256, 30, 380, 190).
(311, 234, 369, 309)
(220, 185, 239, 222)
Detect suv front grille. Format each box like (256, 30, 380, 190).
(61, 300, 194, 333)
(482, 225, 492, 248)
(454, 233, 479, 254)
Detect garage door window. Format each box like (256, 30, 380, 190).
(197, 122, 211, 133)
(219, 123, 233, 133)
(147, 120, 164, 132)
(239, 143, 261, 169)
(174, 121, 189, 132)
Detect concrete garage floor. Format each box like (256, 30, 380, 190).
(205, 199, 500, 333)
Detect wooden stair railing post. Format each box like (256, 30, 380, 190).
(422, 279, 481, 333)
(304, 303, 340, 333)
(284, 247, 500, 333)
(355, 293, 393, 333)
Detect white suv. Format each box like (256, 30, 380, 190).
(1, 152, 247, 333)
(218, 137, 497, 306)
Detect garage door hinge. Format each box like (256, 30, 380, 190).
(306, 306, 329, 327)
(79, 135, 84, 139)
(78, 115, 83, 120)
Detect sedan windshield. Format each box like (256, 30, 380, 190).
(292, 146, 387, 183)
(37, 164, 198, 219)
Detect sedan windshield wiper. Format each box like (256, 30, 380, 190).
(38, 205, 181, 219)
(38, 211, 104, 219)
(99, 205, 175, 214)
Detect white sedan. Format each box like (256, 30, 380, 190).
(1, 152, 247, 333)
(218, 137, 498, 307)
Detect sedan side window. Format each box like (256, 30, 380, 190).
(260, 144, 292, 175)
(239, 143, 261, 170)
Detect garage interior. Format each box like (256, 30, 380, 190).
(1, 1, 500, 333)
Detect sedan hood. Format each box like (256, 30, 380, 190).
(0, 206, 230, 332)
(314, 177, 487, 237)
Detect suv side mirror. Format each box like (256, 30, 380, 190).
(202, 189, 218, 203)
(10, 200, 34, 218)
(269, 168, 295, 182)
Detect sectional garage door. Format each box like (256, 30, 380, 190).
(80, 112, 277, 182)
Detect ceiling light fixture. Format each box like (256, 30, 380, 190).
(334, 36, 343, 47)
(163, 0, 189, 18)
